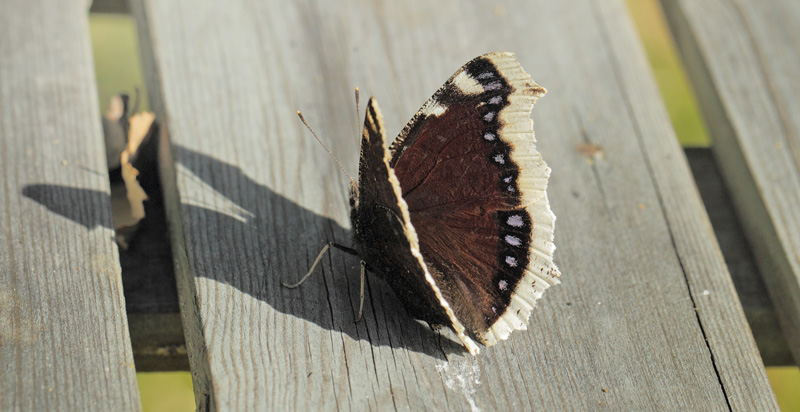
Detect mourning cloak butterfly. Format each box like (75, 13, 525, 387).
(306, 52, 560, 355)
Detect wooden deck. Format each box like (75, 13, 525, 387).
(2, 0, 796, 410)
(662, 0, 800, 370)
(0, 1, 139, 410)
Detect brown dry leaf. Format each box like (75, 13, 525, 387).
(117, 112, 155, 247)
(126, 111, 155, 154)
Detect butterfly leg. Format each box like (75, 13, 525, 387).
(282, 242, 359, 288)
(356, 260, 366, 323)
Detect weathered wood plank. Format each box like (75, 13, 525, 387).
(132, 0, 777, 410)
(585, 4, 776, 408)
(661, 0, 800, 365)
(0, 0, 141, 410)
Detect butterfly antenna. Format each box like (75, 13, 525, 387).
(354, 87, 360, 139)
(296, 111, 355, 184)
(131, 87, 141, 116)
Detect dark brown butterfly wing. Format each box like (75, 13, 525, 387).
(351, 97, 480, 354)
(389, 53, 560, 345)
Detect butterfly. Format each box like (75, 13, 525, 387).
(290, 52, 560, 355)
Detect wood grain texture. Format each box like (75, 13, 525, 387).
(132, 0, 776, 410)
(0, 0, 141, 410)
(661, 0, 800, 365)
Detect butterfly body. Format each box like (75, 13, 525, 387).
(346, 52, 560, 355)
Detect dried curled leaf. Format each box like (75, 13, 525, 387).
(121, 112, 155, 220)
(116, 111, 156, 249)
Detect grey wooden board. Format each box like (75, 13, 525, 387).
(132, 0, 777, 410)
(0, 0, 141, 411)
(661, 0, 800, 365)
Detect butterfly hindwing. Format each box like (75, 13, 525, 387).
(351, 98, 481, 354)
